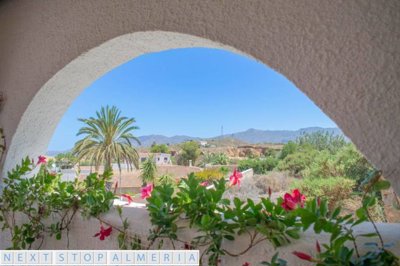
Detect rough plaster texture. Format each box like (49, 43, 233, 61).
(1, 207, 400, 264)
(0, 2, 399, 187)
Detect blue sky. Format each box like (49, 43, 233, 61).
(48, 48, 337, 151)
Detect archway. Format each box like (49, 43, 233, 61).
(1, 1, 399, 194)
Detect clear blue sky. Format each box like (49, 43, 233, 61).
(48, 48, 337, 151)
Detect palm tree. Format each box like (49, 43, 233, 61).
(73, 106, 140, 175)
(140, 156, 157, 186)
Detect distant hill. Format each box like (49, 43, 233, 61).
(218, 127, 344, 144)
(136, 135, 200, 147)
(47, 127, 346, 154)
(136, 127, 345, 147)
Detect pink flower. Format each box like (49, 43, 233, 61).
(281, 189, 306, 211)
(292, 251, 313, 261)
(316, 240, 321, 253)
(113, 181, 118, 194)
(93, 225, 112, 241)
(229, 168, 242, 187)
(200, 181, 208, 187)
(121, 194, 133, 204)
(37, 155, 47, 165)
(184, 242, 193, 250)
(141, 184, 153, 199)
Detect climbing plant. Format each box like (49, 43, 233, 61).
(0, 157, 114, 249)
(0, 156, 398, 266)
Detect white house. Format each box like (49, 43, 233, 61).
(139, 152, 172, 165)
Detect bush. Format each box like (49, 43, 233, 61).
(334, 144, 373, 181)
(194, 168, 225, 181)
(238, 156, 278, 174)
(200, 152, 229, 166)
(302, 150, 338, 179)
(290, 177, 355, 209)
(296, 131, 347, 153)
(150, 144, 169, 154)
(178, 141, 201, 166)
(277, 147, 318, 176)
(156, 174, 176, 186)
(254, 171, 294, 193)
(279, 141, 297, 160)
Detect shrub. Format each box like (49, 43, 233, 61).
(277, 147, 318, 176)
(302, 150, 339, 179)
(296, 131, 347, 153)
(200, 152, 229, 166)
(237, 156, 278, 174)
(150, 144, 169, 154)
(334, 144, 373, 182)
(156, 174, 176, 186)
(254, 171, 294, 193)
(194, 168, 225, 181)
(290, 177, 355, 209)
(279, 141, 297, 159)
(178, 141, 201, 166)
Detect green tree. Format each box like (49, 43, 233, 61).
(179, 141, 201, 166)
(140, 156, 157, 186)
(55, 152, 77, 169)
(279, 141, 298, 159)
(150, 144, 169, 154)
(296, 131, 346, 153)
(73, 106, 140, 174)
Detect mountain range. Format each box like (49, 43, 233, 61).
(47, 127, 344, 155)
(135, 127, 344, 147)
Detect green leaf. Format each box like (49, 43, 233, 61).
(223, 234, 234, 241)
(358, 233, 377, 238)
(356, 208, 367, 220)
(285, 229, 300, 239)
(373, 180, 391, 191)
(201, 215, 211, 226)
(297, 209, 317, 230)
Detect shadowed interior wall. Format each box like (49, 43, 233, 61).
(0, 1, 399, 191)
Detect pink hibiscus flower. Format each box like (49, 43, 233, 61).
(37, 155, 47, 165)
(93, 225, 112, 241)
(121, 194, 133, 204)
(281, 189, 306, 211)
(141, 184, 154, 199)
(229, 168, 243, 187)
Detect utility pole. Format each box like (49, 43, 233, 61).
(221, 125, 224, 138)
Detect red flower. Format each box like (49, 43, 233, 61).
(268, 186, 272, 198)
(281, 189, 306, 211)
(292, 251, 313, 261)
(113, 181, 118, 194)
(229, 168, 242, 187)
(316, 240, 321, 253)
(121, 194, 133, 204)
(184, 242, 193, 250)
(93, 225, 112, 241)
(37, 155, 47, 165)
(141, 184, 153, 199)
(317, 197, 321, 206)
(242, 262, 250, 266)
(200, 181, 208, 187)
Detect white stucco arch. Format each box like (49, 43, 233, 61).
(2, 31, 248, 176)
(0, 1, 399, 192)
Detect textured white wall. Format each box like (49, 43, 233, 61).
(1, 207, 399, 264)
(0, 1, 399, 192)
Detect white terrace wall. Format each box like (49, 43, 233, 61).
(1, 207, 400, 265)
(1, 1, 400, 193)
